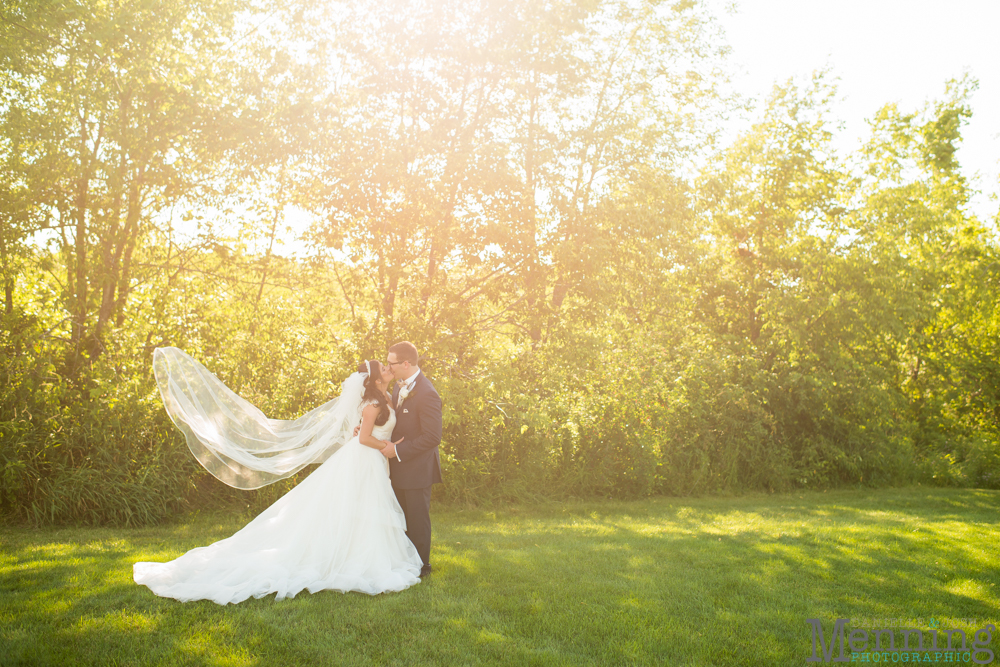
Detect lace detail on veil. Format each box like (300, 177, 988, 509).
(153, 347, 367, 490)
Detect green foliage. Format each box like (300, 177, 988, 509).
(2, 2, 999, 525)
(0, 342, 199, 526)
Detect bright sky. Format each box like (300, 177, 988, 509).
(187, 0, 1000, 256)
(715, 0, 1000, 222)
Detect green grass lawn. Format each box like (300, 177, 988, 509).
(2, 487, 999, 666)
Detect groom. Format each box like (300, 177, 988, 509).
(379, 341, 442, 578)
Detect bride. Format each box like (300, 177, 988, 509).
(133, 348, 423, 604)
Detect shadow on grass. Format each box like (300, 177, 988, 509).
(431, 487, 1000, 664)
(2, 487, 998, 666)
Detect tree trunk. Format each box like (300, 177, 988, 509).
(70, 166, 89, 362)
(0, 233, 12, 316)
(251, 187, 283, 337)
(115, 165, 144, 327)
(69, 110, 103, 373)
(523, 76, 543, 344)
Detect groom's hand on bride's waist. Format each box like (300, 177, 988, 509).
(380, 438, 403, 459)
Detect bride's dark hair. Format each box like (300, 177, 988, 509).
(357, 359, 390, 426)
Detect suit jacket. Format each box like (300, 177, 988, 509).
(389, 371, 443, 489)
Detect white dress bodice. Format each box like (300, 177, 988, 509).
(369, 404, 396, 441)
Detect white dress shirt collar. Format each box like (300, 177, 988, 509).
(402, 368, 421, 391)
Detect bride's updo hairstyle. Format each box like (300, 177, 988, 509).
(357, 359, 390, 426)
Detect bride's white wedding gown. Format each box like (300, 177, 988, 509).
(133, 406, 422, 604)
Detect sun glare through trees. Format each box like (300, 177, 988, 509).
(1, 0, 999, 525)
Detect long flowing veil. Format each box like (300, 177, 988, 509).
(153, 347, 365, 490)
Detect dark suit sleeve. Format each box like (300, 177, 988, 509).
(397, 389, 442, 460)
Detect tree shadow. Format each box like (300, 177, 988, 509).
(2, 488, 998, 666)
(431, 488, 1000, 664)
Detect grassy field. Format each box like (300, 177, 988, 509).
(1, 487, 999, 666)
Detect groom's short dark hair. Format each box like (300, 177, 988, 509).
(389, 341, 419, 365)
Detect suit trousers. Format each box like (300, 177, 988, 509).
(392, 484, 432, 568)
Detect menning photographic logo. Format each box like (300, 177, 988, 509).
(806, 618, 995, 664)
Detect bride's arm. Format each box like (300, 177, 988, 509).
(358, 404, 386, 450)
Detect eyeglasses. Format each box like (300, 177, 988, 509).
(385, 360, 406, 367)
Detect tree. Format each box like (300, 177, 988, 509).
(298, 0, 726, 360)
(0, 0, 315, 376)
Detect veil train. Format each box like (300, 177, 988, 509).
(153, 347, 365, 490)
